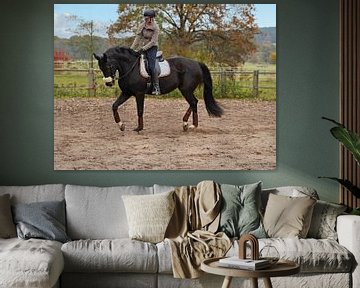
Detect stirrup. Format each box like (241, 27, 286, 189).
(152, 88, 161, 95)
(152, 84, 161, 95)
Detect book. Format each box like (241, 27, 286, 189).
(218, 257, 271, 270)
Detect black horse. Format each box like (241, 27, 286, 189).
(94, 47, 223, 132)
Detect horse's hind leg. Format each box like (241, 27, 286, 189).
(182, 107, 192, 131)
(181, 92, 198, 131)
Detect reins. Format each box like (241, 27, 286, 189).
(116, 55, 141, 81)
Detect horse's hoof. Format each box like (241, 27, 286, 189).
(188, 125, 196, 130)
(133, 127, 143, 133)
(118, 122, 125, 131)
(183, 122, 189, 131)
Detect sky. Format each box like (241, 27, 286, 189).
(54, 4, 276, 39)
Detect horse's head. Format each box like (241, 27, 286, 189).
(93, 53, 117, 87)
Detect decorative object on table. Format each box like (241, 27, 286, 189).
(238, 233, 259, 260)
(320, 117, 360, 211)
(215, 234, 271, 270)
(259, 245, 280, 265)
(237, 234, 278, 268)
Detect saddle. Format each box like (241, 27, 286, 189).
(140, 51, 171, 78)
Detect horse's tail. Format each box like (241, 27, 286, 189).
(198, 62, 223, 117)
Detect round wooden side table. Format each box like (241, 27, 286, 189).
(201, 257, 300, 288)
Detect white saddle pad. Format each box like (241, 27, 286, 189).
(140, 55, 171, 78)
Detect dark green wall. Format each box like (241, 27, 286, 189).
(0, 0, 340, 202)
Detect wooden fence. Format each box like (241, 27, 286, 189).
(210, 67, 276, 97)
(54, 61, 276, 98)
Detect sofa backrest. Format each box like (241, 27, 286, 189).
(65, 184, 154, 240)
(0, 184, 65, 204)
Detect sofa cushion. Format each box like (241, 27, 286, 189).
(61, 273, 157, 288)
(12, 200, 70, 243)
(261, 186, 319, 213)
(158, 237, 353, 274)
(65, 185, 153, 239)
(258, 238, 354, 273)
(61, 239, 158, 273)
(0, 194, 16, 238)
(0, 184, 65, 204)
(218, 182, 266, 238)
(307, 200, 347, 240)
(263, 193, 316, 238)
(122, 191, 175, 243)
(0, 238, 64, 288)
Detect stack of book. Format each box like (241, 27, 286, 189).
(218, 257, 271, 270)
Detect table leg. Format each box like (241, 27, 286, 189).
(251, 278, 258, 288)
(221, 276, 233, 288)
(263, 277, 273, 288)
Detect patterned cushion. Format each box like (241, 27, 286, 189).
(307, 200, 347, 240)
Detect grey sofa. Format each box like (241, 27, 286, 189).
(0, 183, 359, 288)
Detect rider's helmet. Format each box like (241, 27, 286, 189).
(143, 9, 156, 18)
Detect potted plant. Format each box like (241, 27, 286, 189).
(320, 117, 360, 215)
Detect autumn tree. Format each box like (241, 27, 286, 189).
(108, 4, 259, 66)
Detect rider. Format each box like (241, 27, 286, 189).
(130, 9, 161, 95)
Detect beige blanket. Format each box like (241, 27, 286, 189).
(165, 181, 231, 278)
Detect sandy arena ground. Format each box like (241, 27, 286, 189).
(54, 98, 276, 170)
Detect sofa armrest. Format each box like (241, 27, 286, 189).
(337, 215, 360, 288)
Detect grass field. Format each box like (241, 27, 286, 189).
(54, 62, 276, 101)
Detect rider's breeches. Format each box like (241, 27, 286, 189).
(145, 46, 158, 82)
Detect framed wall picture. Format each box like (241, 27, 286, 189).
(54, 3, 276, 170)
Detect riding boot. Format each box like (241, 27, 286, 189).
(151, 74, 161, 95)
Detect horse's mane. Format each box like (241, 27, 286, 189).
(104, 46, 139, 58)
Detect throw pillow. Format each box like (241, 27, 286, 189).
(12, 200, 70, 243)
(122, 190, 175, 243)
(217, 182, 267, 238)
(263, 193, 316, 238)
(0, 194, 17, 238)
(307, 200, 347, 240)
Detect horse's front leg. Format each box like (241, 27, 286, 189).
(113, 92, 131, 131)
(134, 94, 145, 132)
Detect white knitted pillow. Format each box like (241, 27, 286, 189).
(122, 191, 175, 243)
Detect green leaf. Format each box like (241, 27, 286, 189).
(351, 208, 360, 215)
(330, 127, 360, 165)
(322, 117, 360, 165)
(318, 177, 360, 198)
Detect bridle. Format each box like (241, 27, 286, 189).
(102, 54, 141, 83)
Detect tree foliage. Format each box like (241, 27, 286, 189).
(108, 4, 259, 66)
